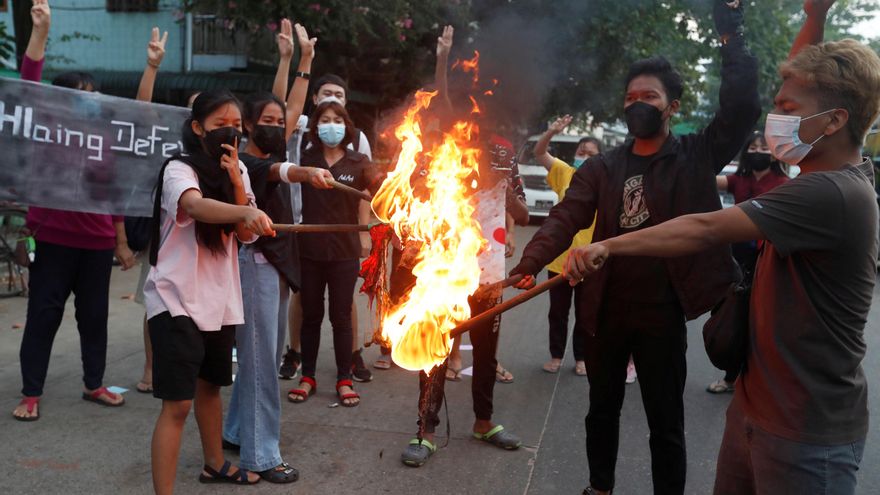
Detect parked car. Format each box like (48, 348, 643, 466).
(516, 135, 588, 218)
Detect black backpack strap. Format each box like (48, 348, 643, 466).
(148, 157, 178, 266)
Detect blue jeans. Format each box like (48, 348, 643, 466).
(714, 398, 865, 495)
(223, 246, 289, 472)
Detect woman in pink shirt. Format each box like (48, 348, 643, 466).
(13, 0, 136, 422)
(144, 90, 274, 493)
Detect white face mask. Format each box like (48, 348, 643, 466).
(764, 109, 835, 165)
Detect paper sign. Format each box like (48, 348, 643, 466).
(460, 366, 474, 377)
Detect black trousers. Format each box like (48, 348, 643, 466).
(20, 241, 114, 397)
(299, 257, 360, 381)
(586, 299, 688, 494)
(547, 270, 586, 360)
(417, 296, 500, 434)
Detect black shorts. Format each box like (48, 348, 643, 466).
(148, 312, 235, 401)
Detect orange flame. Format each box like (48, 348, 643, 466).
(370, 90, 485, 372)
(483, 90, 494, 96)
(452, 50, 480, 85)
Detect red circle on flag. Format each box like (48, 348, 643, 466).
(493, 228, 506, 244)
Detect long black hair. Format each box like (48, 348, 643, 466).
(153, 90, 242, 263)
(735, 131, 786, 177)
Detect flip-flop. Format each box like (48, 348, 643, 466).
(12, 397, 40, 422)
(574, 361, 587, 376)
(473, 425, 522, 450)
(401, 438, 437, 467)
(542, 360, 561, 373)
(82, 387, 124, 407)
(135, 381, 153, 394)
(495, 367, 514, 384)
(373, 357, 392, 370)
(445, 368, 462, 382)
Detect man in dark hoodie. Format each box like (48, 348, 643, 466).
(510, 2, 760, 494)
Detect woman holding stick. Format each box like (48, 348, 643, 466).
(287, 98, 382, 407)
(144, 90, 274, 493)
(221, 24, 334, 479)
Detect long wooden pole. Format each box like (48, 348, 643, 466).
(328, 178, 373, 202)
(271, 224, 371, 233)
(449, 274, 567, 339)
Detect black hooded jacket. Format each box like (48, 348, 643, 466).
(515, 36, 761, 333)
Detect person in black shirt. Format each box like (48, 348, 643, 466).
(221, 87, 333, 484)
(511, 3, 760, 494)
(287, 99, 382, 408)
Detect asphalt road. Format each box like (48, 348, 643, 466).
(0, 224, 878, 494)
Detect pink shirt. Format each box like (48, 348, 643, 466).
(20, 54, 122, 250)
(143, 160, 256, 331)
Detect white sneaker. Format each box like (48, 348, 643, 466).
(625, 360, 637, 384)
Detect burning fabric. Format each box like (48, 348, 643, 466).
(367, 90, 488, 373)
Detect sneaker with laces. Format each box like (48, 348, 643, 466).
(352, 349, 373, 382)
(279, 347, 300, 380)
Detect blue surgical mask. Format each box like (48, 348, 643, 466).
(764, 109, 834, 165)
(317, 123, 346, 148)
(573, 157, 586, 169)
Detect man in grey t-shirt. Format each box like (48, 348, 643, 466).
(531, 5, 880, 494)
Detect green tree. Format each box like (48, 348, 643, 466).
(0, 22, 14, 64)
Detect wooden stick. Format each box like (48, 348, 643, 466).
(449, 274, 567, 338)
(470, 274, 525, 300)
(328, 178, 373, 202)
(271, 224, 371, 233)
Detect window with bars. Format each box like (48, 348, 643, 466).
(106, 0, 158, 12)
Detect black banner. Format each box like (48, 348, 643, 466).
(0, 77, 190, 216)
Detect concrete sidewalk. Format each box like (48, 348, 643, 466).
(0, 225, 878, 494)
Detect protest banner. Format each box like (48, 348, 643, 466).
(0, 77, 190, 216)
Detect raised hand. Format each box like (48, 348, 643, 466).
(713, 0, 744, 39)
(147, 27, 168, 68)
(277, 19, 294, 60)
(548, 115, 572, 135)
(31, 0, 51, 34)
(804, 0, 836, 17)
(437, 25, 454, 58)
(294, 23, 317, 60)
(220, 140, 243, 185)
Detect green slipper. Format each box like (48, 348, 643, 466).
(473, 425, 522, 450)
(401, 438, 437, 467)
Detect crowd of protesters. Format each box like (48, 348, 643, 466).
(8, 0, 880, 494)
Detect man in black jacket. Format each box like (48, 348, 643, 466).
(510, 2, 760, 494)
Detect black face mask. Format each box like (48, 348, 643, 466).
(251, 125, 287, 160)
(742, 151, 772, 172)
(202, 126, 242, 160)
(625, 101, 667, 139)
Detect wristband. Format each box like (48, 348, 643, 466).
(279, 162, 295, 184)
(294, 71, 310, 80)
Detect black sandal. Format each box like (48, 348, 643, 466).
(198, 460, 260, 485)
(258, 462, 299, 484)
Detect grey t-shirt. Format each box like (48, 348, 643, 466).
(737, 158, 877, 445)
